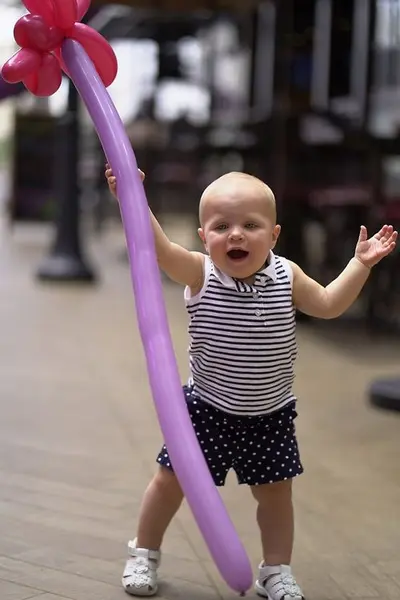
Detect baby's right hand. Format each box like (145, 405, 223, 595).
(105, 163, 145, 199)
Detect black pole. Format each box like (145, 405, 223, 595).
(36, 78, 96, 283)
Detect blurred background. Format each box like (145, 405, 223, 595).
(2, 1, 400, 329)
(1, 3, 400, 599)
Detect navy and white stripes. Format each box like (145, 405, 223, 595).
(184, 252, 297, 416)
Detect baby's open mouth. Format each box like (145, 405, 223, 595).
(227, 249, 249, 260)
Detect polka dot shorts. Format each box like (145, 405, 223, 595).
(156, 385, 303, 486)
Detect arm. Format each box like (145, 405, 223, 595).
(289, 224, 397, 319)
(289, 258, 370, 319)
(150, 211, 205, 291)
(105, 164, 204, 292)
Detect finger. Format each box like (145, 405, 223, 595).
(381, 241, 397, 256)
(105, 169, 112, 177)
(374, 225, 388, 241)
(385, 231, 398, 246)
(381, 225, 394, 243)
(358, 225, 368, 242)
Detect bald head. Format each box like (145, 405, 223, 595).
(199, 172, 277, 226)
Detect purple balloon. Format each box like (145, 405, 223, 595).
(61, 38, 252, 594)
(0, 75, 25, 100)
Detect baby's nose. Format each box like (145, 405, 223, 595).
(230, 227, 244, 239)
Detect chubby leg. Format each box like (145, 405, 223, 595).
(251, 479, 294, 565)
(122, 467, 183, 596)
(251, 480, 304, 599)
(136, 466, 184, 550)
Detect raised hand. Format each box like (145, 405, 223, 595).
(355, 224, 398, 268)
(104, 163, 145, 198)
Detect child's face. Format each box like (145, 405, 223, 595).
(198, 179, 280, 280)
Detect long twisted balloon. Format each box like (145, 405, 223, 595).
(1, 0, 253, 594)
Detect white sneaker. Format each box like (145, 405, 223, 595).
(255, 564, 304, 600)
(122, 539, 161, 596)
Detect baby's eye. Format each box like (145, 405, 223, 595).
(245, 223, 258, 229)
(215, 223, 228, 231)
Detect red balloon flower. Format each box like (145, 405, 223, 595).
(1, 0, 117, 97)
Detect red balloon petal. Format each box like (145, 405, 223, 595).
(69, 24, 118, 87)
(51, 0, 78, 30)
(77, 0, 91, 20)
(23, 72, 38, 94)
(1, 48, 41, 84)
(22, 0, 55, 26)
(24, 52, 62, 96)
(14, 15, 64, 52)
(14, 16, 34, 49)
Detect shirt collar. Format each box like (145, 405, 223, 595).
(212, 251, 278, 288)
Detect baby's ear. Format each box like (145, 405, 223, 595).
(271, 224, 281, 248)
(198, 228, 207, 249)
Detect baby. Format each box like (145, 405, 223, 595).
(106, 165, 397, 599)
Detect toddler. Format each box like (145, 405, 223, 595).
(105, 165, 397, 599)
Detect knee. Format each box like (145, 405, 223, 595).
(251, 479, 292, 505)
(152, 466, 183, 501)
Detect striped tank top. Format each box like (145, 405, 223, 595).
(184, 252, 297, 416)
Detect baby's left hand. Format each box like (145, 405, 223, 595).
(355, 224, 398, 268)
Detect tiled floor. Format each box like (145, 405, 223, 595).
(1, 223, 400, 600)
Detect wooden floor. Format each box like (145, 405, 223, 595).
(1, 223, 400, 600)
